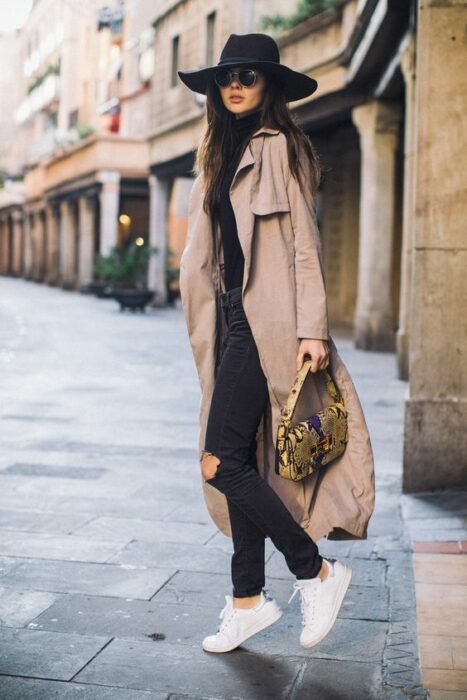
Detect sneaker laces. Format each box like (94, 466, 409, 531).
(288, 580, 320, 628)
(217, 590, 268, 634)
(218, 595, 237, 633)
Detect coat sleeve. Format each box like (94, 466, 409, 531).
(280, 137, 330, 341)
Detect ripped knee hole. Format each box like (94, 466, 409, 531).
(200, 450, 221, 481)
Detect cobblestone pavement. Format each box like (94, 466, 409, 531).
(0, 277, 428, 699)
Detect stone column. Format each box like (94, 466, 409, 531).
(397, 34, 417, 381)
(97, 171, 120, 256)
(35, 210, 47, 281)
(59, 200, 76, 289)
(45, 204, 60, 285)
(5, 216, 14, 275)
(351, 100, 402, 350)
(0, 217, 7, 274)
(148, 173, 170, 306)
(11, 210, 24, 276)
(403, 0, 467, 491)
(78, 195, 96, 288)
(28, 209, 45, 281)
(23, 212, 34, 279)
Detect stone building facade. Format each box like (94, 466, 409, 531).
(0, 0, 150, 292)
(0, 0, 465, 490)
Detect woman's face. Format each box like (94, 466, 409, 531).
(217, 65, 266, 117)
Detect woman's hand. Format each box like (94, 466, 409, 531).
(296, 338, 330, 372)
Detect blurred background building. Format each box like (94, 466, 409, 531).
(0, 0, 465, 492)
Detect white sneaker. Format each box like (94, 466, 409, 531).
(288, 557, 352, 648)
(202, 590, 282, 653)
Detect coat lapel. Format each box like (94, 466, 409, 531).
(227, 127, 280, 295)
(229, 126, 280, 192)
(229, 142, 257, 295)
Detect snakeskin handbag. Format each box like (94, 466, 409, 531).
(275, 359, 349, 481)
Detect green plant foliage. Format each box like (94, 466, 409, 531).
(27, 61, 61, 95)
(94, 240, 158, 289)
(259, 0, 342, 31)
(75, 122, 95, 139)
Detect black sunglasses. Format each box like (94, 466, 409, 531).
(214, 68, 258, 88)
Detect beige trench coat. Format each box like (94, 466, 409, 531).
(179, 126, 375, 542)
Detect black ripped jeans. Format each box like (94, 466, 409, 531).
(203, 285, 323, 598)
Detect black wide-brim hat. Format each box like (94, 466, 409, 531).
(178, 32, 318, 103)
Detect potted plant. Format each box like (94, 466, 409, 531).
(93, 240, 158, 311)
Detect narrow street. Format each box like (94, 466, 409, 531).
(0, 277, 427, 699)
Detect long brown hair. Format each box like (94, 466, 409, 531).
(193, 68, 322, 217)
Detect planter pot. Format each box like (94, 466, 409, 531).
(82, 281, 115, 298)
(113, 288, 155, 312)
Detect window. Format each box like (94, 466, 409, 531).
(171, 35, 179, 87)
(69, 108, 79, 128)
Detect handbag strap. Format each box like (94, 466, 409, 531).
(280, 359, 345, 427)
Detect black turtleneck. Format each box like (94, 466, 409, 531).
(215, 109, 262, 292)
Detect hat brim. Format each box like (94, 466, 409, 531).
(178, 59, 317, 102)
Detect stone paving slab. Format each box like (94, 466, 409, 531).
(0, 557, 175, 599)
(405, 516, 466, 531)
(204, 529, 276, 555)
(29, 594, 220, 643)
(406, 528, 467, 542)
(243, 615, 388, 662)
(14, 439, 198, 462)
(367, 514, 404, 538)
(0, 556, 22, 578)
(280, 578, 390, 623)
(168, 502, 225, 525)
(401, 491, 467, 519)
(3, 462, 107, 479)
(0, 587, 59, 627)
(2, 414, 73, 423)
(318, 537, 379, 559)
(0, 677, 168, 700)
(123, 570, 232, 608)
(0, 448, 196, 473)
(294, 658, 384, 699)
(0, 508, 91, 534)
(266, 550, 387, 587)
(131, 481, 203, 502)
(0, 472, 159, 501)
(0, 627, 111, 679)
(73, 515, 217, 545)
(73, 639, 303, 698)
(0, 531, 126, 562)
(0, 494, 181, 520)
(109, 540, 234, 574)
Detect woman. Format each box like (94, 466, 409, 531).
(178, 33, 375, 653)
